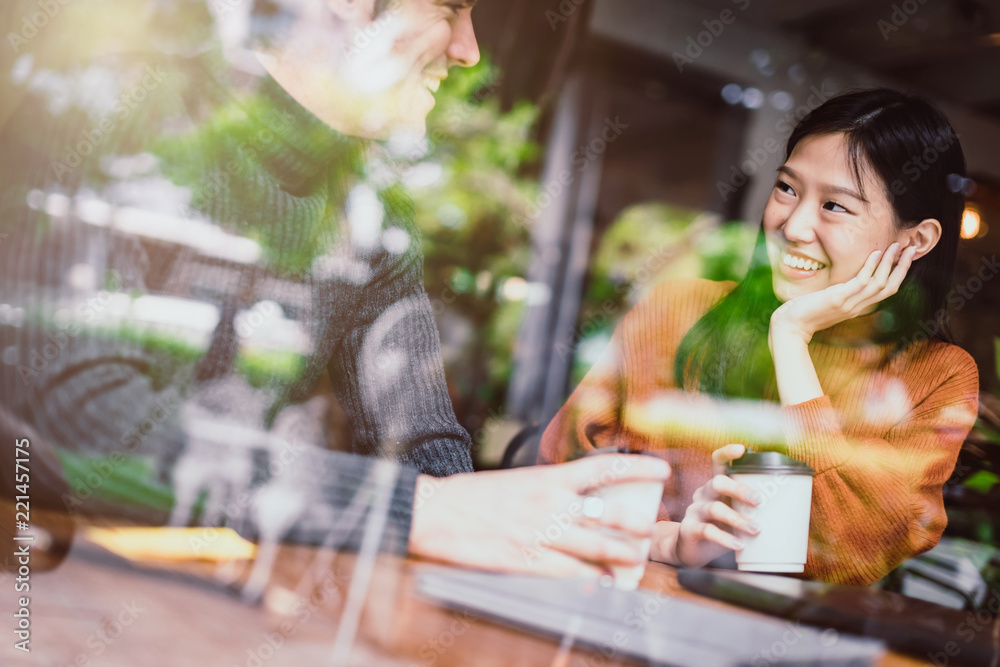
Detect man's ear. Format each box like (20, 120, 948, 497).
(902, 218, 943, 260)
(326, 0, 379, 24)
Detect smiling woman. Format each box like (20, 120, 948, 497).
(540, 88, 981, 586)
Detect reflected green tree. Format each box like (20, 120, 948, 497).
(405, 58, 540, 454)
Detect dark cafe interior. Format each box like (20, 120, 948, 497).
(3, 0, 1000, 664)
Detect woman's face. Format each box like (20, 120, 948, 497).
(763, 132, 907, 303)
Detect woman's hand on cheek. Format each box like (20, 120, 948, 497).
(770, 242, 916, 344)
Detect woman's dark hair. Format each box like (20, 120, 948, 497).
(674, 87, 968, 399)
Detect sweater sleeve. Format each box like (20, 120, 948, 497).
(318, 239, 474, 478)
(784, 350, 980, 585)
(540, 279, 736, 466)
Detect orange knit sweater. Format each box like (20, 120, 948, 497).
(540, 278, 980, 585)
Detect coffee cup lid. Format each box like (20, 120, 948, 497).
(725, 451, 815, 476)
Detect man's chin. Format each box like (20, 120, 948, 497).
(384, 118, 430, 154)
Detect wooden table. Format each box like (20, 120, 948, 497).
(0, 531, 934, 666)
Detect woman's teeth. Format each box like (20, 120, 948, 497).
(782, 253, 826, 272)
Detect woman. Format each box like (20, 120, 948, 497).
(540, 88, 981, 586)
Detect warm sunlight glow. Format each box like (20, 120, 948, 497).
(85, 527, 257, 562)
(961, 207, 981, 239)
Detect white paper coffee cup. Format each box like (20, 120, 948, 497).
(593, 479, 664, 590)
(726, 452, 814, 573)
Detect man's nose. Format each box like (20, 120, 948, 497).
(448, 11, 480, 68)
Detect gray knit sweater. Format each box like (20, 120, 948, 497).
(0, 46, 473, 554)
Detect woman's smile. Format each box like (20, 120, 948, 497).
(777, 248, 828, 279)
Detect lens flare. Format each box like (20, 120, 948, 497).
(960, 206, 981, 239)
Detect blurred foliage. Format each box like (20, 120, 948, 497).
(152, 92, 361, 276)
(945, 338, 1000, 546)
(571, 205, 756, 383)
(965, 470, 1000, 495)
(238, 349, 305, 389)
(57, 450, 174, 518)
(404, 58, 540, 446)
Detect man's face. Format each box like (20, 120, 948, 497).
(359, 0, 481, 136)
(259, 0, 480, 139)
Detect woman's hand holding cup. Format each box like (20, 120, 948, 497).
(673, 444, 762, 568)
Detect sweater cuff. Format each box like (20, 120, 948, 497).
(783, 395, 849, 474)
(401, 440, 475, 477)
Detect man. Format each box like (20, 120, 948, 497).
(0, 0, 668, 579)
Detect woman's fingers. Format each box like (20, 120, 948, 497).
(711, 443, 746, 467)
(708, 474, 762, 508)
(866, 243, 899, 293)
(689, 521, 744, 552)
(879, 244, 915, 299)
(856, 248, 884, 282)
(845, 244, 895, 305)
(710, 443, 745, 476)
(699, 499, 759, 536)
(852, 243, 914, 311)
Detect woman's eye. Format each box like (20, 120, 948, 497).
(775, 180, 794, 195)
(824, 201, 848, 213)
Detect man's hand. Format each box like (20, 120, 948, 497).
(409, 454, 670, 578)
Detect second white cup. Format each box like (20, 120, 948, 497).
(726, 451, 815, 573)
